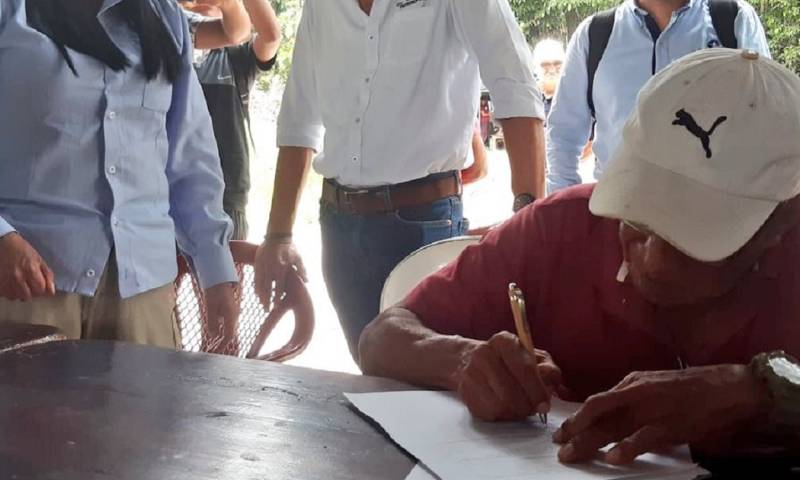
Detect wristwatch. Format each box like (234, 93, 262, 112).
(512, 193, 536, 213)
(749, 351, 800, 429)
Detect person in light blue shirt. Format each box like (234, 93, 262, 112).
(546, 0, 769, 194)
(0, 0, 239, 350)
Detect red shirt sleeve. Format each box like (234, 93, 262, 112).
(403, 203, 546, 340)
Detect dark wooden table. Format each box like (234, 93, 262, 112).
(0, 340, 416, 480)
(0, 323, 66, 353)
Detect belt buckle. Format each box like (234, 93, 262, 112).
(340, 188, 369, 213)
(340, 187, 391, 213)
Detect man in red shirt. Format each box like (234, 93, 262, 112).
(359, 49, 800, 466)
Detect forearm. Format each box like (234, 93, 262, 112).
(499, 117, 546, 199)
(193, 1, 250, 49)
(462, 132, 488, 185)
(266, 147, 313, 236)
(243, 0, 280, 62)
(359, 306, 481, 390)
(219, 0, 251, 44)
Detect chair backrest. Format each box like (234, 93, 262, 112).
(380, 236, 481, 311)
(174, 241, 314, 362)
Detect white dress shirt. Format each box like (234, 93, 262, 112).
(277, 0, 543, 188)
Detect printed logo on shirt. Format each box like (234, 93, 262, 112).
(396, 0, 428, 9)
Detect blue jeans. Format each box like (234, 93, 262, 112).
(320, 193, 467, 360)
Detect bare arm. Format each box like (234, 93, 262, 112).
(360, 305, 560, 421)
(254, 147, 312, 307)
(266, 147, 312, 237)
(191, 0, 251, 50)
(242, 0, 281, 63)
(359, 305, 481, 390)
(500, 117, 546, 199)
(461, 130, 488, 185)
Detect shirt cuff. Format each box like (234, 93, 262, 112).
(490, 79, 546, 120)
(255, 53, 278, 72)
(0, 218, 16, 238)
(191, 243, 238, 290)
(276, 129, 323, 153)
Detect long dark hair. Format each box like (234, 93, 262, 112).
(25, 0, 182, 82)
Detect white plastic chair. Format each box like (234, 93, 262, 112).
(380, 236, 481, 311)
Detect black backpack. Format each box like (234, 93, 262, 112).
(586, 0, 740, 118)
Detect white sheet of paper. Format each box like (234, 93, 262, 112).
(345, 390, 707, 480)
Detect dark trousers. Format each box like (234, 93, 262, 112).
(320, 194, 467, 361)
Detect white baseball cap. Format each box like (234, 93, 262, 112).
(590, 48, 800, 262)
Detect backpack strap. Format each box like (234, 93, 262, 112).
(586, 7, 617, 119)
(708, 0, 739, 49)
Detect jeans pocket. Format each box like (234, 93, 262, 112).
(391, 196, 461, 244)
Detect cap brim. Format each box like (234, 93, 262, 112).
(589, 142, 778, 262)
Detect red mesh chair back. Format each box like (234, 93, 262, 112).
(174, 241, 314, 362)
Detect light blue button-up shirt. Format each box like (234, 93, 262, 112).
(0, 0, 236, 298)
(546, 0, 769, 193)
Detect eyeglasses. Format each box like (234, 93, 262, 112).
(621, 219, 652, 235)
(539, 61, 563, 71)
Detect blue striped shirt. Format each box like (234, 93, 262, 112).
(0, 0, 236, 298)
(546, 0, 770, 193)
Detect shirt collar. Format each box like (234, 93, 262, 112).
(626, 0, 694, 18)
(98, 0, 126, 15)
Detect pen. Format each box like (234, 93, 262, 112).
(508, 283, 547, 425)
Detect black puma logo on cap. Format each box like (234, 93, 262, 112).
(672, 109, 727, 158)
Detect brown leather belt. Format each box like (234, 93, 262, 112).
(321, 172, 462, 215)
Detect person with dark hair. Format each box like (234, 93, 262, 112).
(183, 0, 281, 240)
(0, 0, 239, 351)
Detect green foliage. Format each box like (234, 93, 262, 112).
(511, 0, 800, 73)
(262, 0, 799, 92)
(752, 0, 800, 73)
(510, 0, 619, 43)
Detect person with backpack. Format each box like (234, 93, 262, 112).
(546, 0, 769, 194)
(183, 0, 281, 241)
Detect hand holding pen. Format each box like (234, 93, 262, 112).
(453, 283, 563, 423)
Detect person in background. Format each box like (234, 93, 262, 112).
(0, 0, 238, 350)
(182, 0, 281, 240)
(461, 122, 488, 185)
(255, 0, 546, 361)
(546, 0, 769, 194)
(532, 38, 565, 120)
(360, 49, 800, 467)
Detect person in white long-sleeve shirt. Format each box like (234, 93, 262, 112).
(254, 0, 547, 360)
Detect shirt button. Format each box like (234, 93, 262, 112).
(107, 111, 116, 120)
(368, 35, 374, 40)
(355, 117, 361, 124)
(112, 217, 120, 226)
(86, 269, 96, 278)
(365, 78, 370, 83)
(352, 156, 359, 163)
(107, 165, 117, 175)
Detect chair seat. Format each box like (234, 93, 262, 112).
(174, 241, 314, 362)
(380, 236, 481, 311)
